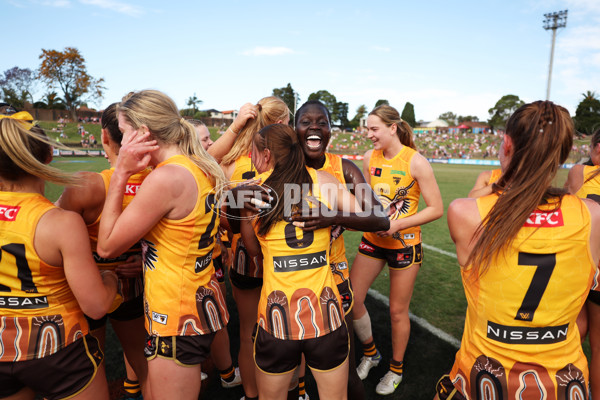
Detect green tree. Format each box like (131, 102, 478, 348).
(401, 102, 416, 127)
(186, 93, 202, 115)
(488, 95, 525, 130)
(308, 90, 349, 125)
(308, 90, 337, 117)
(374, 99, 389, 108)
(438, 111, 457, 125)
(334, 102, 349, 128)
(574, 91, 600, 135)
(272, 83, 299, 117)
(38, 47, 105, 120)
(0, 67, 37, 107)
(349, 104, 368, 129)
(33, 92, 66, 109)
(458, 115, 479, 123)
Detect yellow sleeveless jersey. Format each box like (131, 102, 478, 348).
(489, 168, 502, 185)
(0, 192, 88, 361)
(363, 147, 421, 248)
(142, 155, 228, 337)
(319, 153, 349, 286)
(229, 154, 261, 278)
(255, 168, 344, 340)
(85, 168, 150, 303)
(449, 194, 595, 400)
(575, 165, 600, 291)
(576, 165, 600, 203)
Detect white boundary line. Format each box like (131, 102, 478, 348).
(422, 243, 457, 259)
(365, 242, 462, 349)
(367, 289, 461, 349)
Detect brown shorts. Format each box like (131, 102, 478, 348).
(229, 267, 263, 290)
(336, 277, 354, 314)
(0, 334, 103, 400)
(86, 294, 144, 330)
(588, 289, 600, 306)
(435, 375, 467, 400)
(213, 256, 225, 284)
(144, 333, 215, 367)
(254, 324, 349, 374)
(358, 237, 423, 270)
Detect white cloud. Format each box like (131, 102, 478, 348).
(38, 0, 70, 7)
(8, 0, 28, 7)
(79, 0, 144, 17)
(241, 47, 295, 56)
(558, 26, 600, 52)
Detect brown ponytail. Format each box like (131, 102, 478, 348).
(467, 101, 573, 277)
(254, 124, 313, 236)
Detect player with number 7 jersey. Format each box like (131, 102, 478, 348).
(449, 194, 596, 399)
(438, 101, 600, 400)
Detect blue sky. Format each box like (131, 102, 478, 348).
(2, 0, 599, 122)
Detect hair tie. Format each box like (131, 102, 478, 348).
(257, 103, 262, 112)
(0, 111, 34, 130)
(0, 111, 34, 121)
(180, 117, 186, 124)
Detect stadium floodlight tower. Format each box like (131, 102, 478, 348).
(543, 10, 568, 100)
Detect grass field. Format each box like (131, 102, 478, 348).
(45, 156, 582, 399)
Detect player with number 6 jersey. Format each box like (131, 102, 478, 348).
(240, 123, 361, 400)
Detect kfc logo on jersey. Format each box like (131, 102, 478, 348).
(125, 183, 141, 196)
(370, 167, 382, 177)
(359, 242, 375, 253)
(523, 210, 564, 227)
(0, 205, 20, 221)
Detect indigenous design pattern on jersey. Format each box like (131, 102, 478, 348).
(230, 155, 262, 278)
(86, 168, 150, 303)
(255, 168, 344, 340)
(449, 194, 595, 400)
(141, 155, 228, 337)
(364, 147, 421, 249)
(0, 192, 87, 361)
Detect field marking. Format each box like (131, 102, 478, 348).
(422, 243, 457, 259)
(367, 288, 461, 349)
(366, 242, 461, 349)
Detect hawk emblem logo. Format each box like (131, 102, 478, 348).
(141, 239, 158, 272)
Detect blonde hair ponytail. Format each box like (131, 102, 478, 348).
(221, 96, 290, 166)
(118, 90, 226, 198)
(0, 119, 80, 186)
